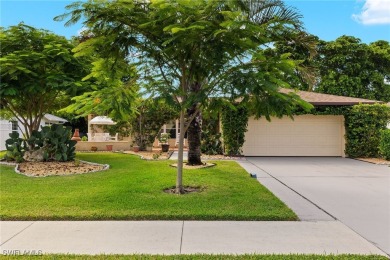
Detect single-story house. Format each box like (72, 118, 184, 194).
(242, 90, 379, 157)
(0, 114, 68, 151)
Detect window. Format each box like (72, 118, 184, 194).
(11, 121, 18, 132)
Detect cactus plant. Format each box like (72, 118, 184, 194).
(40, 125, 76, 162)
(4, 132, 26, 163)
(4, 125, 76, 162)
(26, 130, 44, 150)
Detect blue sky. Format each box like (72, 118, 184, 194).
(1, 0, 389, 43)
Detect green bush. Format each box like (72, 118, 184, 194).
(201, 113, 223, 155)
(345, 104, 390, 158)
(379, 129, 390, 160)
(4, 132, 25, 163)
(201, 131, 223, 155)
(221, 104, 248, 156)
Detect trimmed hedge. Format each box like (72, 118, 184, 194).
(345, 104, 390, 158)
(379, 129, 390, 160)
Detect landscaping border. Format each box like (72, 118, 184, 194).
(13, 160, 110, 178)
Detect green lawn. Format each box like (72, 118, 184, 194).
(0, 254, 386, 260)
(0, 152, 296, 221)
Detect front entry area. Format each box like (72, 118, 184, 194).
(242, 115, 345, 156)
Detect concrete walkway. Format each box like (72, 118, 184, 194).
(0, 221, 385, 255)
(169, 151, 188, 160)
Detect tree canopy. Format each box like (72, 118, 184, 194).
(264, 33, 319, 91)
(316, 36, 390, 102)
(60, 32, 139, 122)
(0, 23, 90, 138)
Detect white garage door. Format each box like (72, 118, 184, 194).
(242, 115, 344, 156)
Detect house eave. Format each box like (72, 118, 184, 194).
(312, 101, 381, 106)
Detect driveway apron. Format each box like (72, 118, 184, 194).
(244, 157, 390, 255)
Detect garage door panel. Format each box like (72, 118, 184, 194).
(243, 115, 344, 156)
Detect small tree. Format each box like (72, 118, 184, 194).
(0, 24, 90, 139)
(58, 0, 314, 193)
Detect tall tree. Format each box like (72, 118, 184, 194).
(316, 36, 390, 102)
(57, 0, 314, 193)
(264, 33, 319, 91)
(0, 23, 90, 139)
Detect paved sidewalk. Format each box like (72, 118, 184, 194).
(0, 221, 386, 255)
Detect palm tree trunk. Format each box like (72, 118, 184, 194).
(187, 106, 202, 165)
(187, 82, 203, 166)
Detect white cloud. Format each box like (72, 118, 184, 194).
(77, 27, 88, 36)
(352, 0, 390, 25)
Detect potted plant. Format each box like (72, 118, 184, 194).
(159, 133, 170, 152)
(132, 144, 140, 152)
(71, 128, 82, 141)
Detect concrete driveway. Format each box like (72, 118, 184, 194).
(242, 157, 390, 255)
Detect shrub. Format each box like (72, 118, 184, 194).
(379, 129, 390, 160)
(201, 112, 223, 155)
(221, 104, 248, 156)
(201, 131, 223, 155)
(345, 104, 390, 158)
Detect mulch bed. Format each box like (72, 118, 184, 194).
(15, 161, 108, 177)
(356, 158, 390, 165)
(169, 162, 216, 169)
(123, 150, 172, 160)
(163, 186, 203, 194)
(200, 154, 246, 160)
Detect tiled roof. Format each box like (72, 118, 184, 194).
(280, 88, 381, 105)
